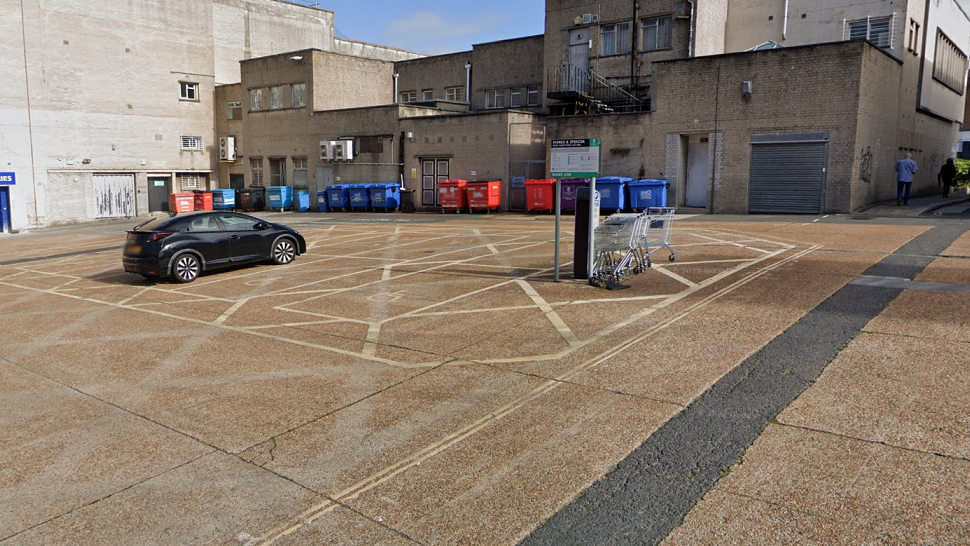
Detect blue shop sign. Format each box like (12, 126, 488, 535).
(0, 173, 15, 185)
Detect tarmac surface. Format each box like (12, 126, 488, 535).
(1, 192, 968, 545)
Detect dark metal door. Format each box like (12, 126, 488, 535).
(749, 138, 827, 214)
(148, 177, 170, 212)
(229, 174, 245, 191)
(421, 159, 449, 206)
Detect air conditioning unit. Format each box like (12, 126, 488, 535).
(218, 136, 236, 161)
(319, 140, 335, 161)
(334, 139, 354, 161)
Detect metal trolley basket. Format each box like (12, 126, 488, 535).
(590, 207, 676, 286)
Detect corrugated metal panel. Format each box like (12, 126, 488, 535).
(748, 143, 826, 214)
(93, 174, 135, 218)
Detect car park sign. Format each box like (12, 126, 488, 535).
(551, 139, 601, 178)
(0, 172, 15, 185)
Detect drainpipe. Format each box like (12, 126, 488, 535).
(464, 61, 472, 104)
(783, 0, 789, 40)
(631, 0, 639, 88)
(393, 72, 399, 104)
(687, 0, 695, 57)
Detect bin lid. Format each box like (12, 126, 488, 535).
(439, 179, 467, 185)
(596, 177, 632, 183)
(630, 179, 670, 187)
(524, 178, 556, 185)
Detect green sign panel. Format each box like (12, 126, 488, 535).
(550, 139, 601, 177)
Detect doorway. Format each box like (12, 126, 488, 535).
(229, 174, 245, 191)
(568, 28, 590, 93)
(0, 187, 10, 233)
(686, 136, 710, 208)
(420, 158, 450, 206)
(148, 176, 170, 212)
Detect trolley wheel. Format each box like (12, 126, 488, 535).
(668, 254, 676, 263)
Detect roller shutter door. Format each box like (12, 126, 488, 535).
(93, 174, 136, 218)
(748, 142, 826, 214)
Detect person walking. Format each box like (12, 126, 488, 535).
(938, 158, 957, 198)
(895, 152, 918, 206)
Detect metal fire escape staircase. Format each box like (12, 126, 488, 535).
(547, 65, 647, 115)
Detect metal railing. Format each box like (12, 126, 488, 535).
(546, 65, 646, 113)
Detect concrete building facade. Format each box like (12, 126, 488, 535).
(1, 0, 419, 232)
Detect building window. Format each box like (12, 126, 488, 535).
(510, 88, 522, 108)
(446, 86, 466, 102)
(602, 22, 631, 56)
(250, 157, 264, 186)
(179, 175, 200, 190)
(269, 158, 286, 185)
(641, 16, 672, 51)
(933, 30, 968, 94)
(908, 19, 920, 53)
(422, 89, 434, 100)
(485, 88, 507, 109)
(400, 90, 417, 102)
(227, 101, 242, 120)
(847, 16, 892, 49)
(527, 86, 540, 106)
(270, 86, 284, 110)
(249, 88, 263, 112)
(292, 83, 306, 108)
(293, 156, 308, 186)
(180, 135, 203, 151)
(180, 82, 198, 101)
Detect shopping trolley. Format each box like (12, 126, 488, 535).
(589, 208, 676, 287)
(638, 207, 676, 268)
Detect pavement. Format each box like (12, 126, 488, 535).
(0, 205, 968, 545)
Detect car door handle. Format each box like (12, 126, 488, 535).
(229, 235, 240, 240)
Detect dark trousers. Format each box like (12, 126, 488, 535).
(897, 181, 911, 204)
(942, 181, 953, 198)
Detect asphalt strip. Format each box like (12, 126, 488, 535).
(522, 222, 967, 546)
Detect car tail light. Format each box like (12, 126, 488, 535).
(148, 232, 173, 243)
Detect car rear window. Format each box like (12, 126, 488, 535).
(132, 217, 188, 232)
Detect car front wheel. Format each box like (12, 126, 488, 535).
(172, 253, 201, 283)
(272, 238, 296, 265)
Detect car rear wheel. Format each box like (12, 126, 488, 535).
(272, 238, 296, 265)
(172, 253, 201, 283)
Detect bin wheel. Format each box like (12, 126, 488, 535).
(172, 253, 201, 283)
(272, 238, 297, 265)
(668, 254, 676, 263)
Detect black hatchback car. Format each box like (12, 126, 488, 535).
(122, 212, 307, 283)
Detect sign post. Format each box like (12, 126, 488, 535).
(550, 139, 601, 281)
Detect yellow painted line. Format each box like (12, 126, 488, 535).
(516, 280, 581, 346)
(651, 266, 698, 288)
(213, 298, 250, 325)
(247, 245, 821, 544)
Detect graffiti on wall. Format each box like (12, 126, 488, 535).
(860, 147, 872, 184)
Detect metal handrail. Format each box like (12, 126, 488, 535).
(547, 65, 646, 112)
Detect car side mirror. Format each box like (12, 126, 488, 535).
(254, 222, 270, 230)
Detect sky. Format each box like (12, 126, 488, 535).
(296, 0, 547, 55)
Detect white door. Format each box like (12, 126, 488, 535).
(93, 174, 136, 218)
(686, 138, 710, 208)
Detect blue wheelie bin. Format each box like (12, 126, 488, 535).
(348, 183, 373, 211)
(326, 184, 349, 211)
(267, 186, 294, 211)
(370, 183, 401, 211)
(295, 189, 311, 212)
(316, 190, 330, 212)
(628, 179, 670, 211)
(211, 189, 236, 210)
(596, 177, 630, 213)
